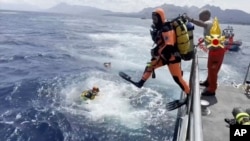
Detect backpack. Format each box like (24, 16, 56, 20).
(171, 16, 195, 61)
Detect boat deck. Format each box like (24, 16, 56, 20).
(201, 85, 250, 141)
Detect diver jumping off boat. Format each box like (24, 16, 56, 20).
(119, 8, 192, 111)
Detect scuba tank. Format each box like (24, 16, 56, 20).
(186, 22, 195, 52)
(171, 15, 195, 61)
(232, 107, 250, 125)
(182, 22, 195, 60)
(172, 16, 190, 59)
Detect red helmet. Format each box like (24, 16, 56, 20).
(92, 86, 99, 92)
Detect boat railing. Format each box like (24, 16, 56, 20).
(172, 47, 203, 141)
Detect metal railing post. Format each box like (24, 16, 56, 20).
(192, 50, 203, 141)
(173, 48, 203, 141)
(243, 62, 250, 84)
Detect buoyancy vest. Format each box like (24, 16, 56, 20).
(81, 90, 96, 100)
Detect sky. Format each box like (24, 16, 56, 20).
(1, 0, 250, 14)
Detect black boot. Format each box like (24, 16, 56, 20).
(200, 80, 209, 87)
(134, 79, 145, 88)
(201, 90, 215, 96)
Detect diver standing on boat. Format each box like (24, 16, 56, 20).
(184, 10, 225, 96)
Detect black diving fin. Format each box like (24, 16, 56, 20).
(166, 97, 188, 111)
(119, 71, 140, 87)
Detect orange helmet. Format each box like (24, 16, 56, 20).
(153, 8, 166, 23)
(92, 86, 99, 93)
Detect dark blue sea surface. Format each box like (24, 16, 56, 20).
(0, 10, 250, 141)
